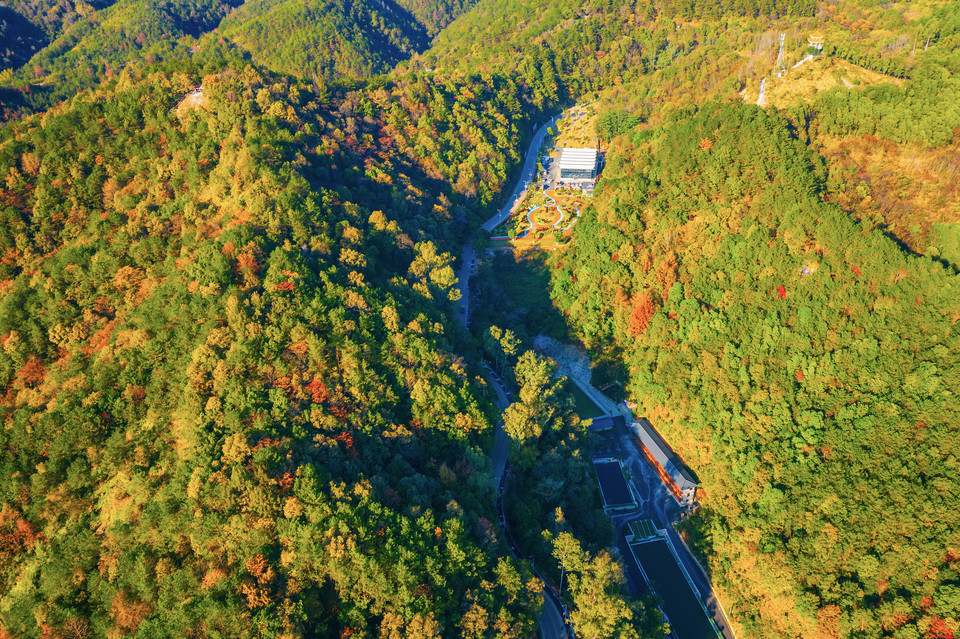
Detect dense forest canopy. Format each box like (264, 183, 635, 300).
(0, 0, 958, 636)
(550, 98, 960, 639)
(215, 0, 430, 82)
(0, 61, 552, 637)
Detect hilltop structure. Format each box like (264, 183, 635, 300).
(808, 31, 825, 51)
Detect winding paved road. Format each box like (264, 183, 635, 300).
(459, 113, 562, 327)
(482, 115, 560, 232)
(466, 109, 738, 638)
(470, 113, 569, 638)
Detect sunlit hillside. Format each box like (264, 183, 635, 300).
(746, 54, 902, 107)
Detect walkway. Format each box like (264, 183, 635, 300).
(757, 54, 814, 107)
(490, 192, 582, 240)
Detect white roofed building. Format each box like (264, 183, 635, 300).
(558, 147, 599, 183)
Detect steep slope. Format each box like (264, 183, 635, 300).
(0, 0, 481, 121)
(551, 100, 960, 638)
(0, 7, 48, 72)
(0, 64, 543, 638)
(393, 0, 477, 37)
(0, 0, 121, 72)
(1, 0, 118, 42)
(0, 0, 245, 118)
(808, 2, 960, 264)
(417, 0, 817, 110)
(217, 0, 482, 80)
(215, 0, 429, 82)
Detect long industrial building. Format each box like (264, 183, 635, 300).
(630, 418, 698, 506)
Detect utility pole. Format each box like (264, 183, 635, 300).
(775, 32, 787, 76)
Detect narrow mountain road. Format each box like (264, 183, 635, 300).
(459, 112, 562, 327)
(481, 114, 560, 232)
(484, 369, 567, 639)
(456, 242, 474, 326)
(483, 366, 509, 490)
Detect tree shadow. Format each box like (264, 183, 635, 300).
(675, 505, 718, 581)
(469, 249, 573, 345)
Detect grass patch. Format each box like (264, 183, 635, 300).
(758, 56, 902, 108)
(570, 382, 604, 420)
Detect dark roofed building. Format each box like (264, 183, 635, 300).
(593, 460, 636, 511)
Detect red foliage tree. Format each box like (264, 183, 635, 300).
(306, 379, 329, 404)
(628, 292, 656, 336)
(16, 359, 46, 388)
(927, 618, 954, 639)
(334, 432, 357, 458)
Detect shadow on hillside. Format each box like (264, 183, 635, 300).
(469, 249, 573, 345)
(676, 504, 719, 581)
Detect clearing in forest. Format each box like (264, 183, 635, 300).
(554, 103, 599, 149)
(490, 189, 586, 251)
(175, 87, 206, 117)
(747, 56, 901, 108)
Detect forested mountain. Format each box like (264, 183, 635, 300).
(425, 0, 960, 273)
(0, 0, 958, 636)
(0, 62, 546, 637)
(552, 99, 960, 638)
(0, 0, 479, 120)
(0, 0, 245, 118)
(1, 0, 118, 41)
(0, 0, 119, 72)
(393, 0, 476, 37)
(214, 0, 424, 83)
(422, 0, 960, 636)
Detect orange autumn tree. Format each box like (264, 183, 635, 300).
(628, 291, 656, 336)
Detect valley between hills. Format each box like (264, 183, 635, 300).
(0, 1, 958, 638)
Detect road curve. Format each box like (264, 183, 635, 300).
(481, 114, 561, 233)
(459, 112, 562, 326)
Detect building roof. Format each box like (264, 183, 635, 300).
(633, 419, 697, 490)
(809, 31, 825, 41)
(594, 460, 634, 507)
(558, 148, 598, 171)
